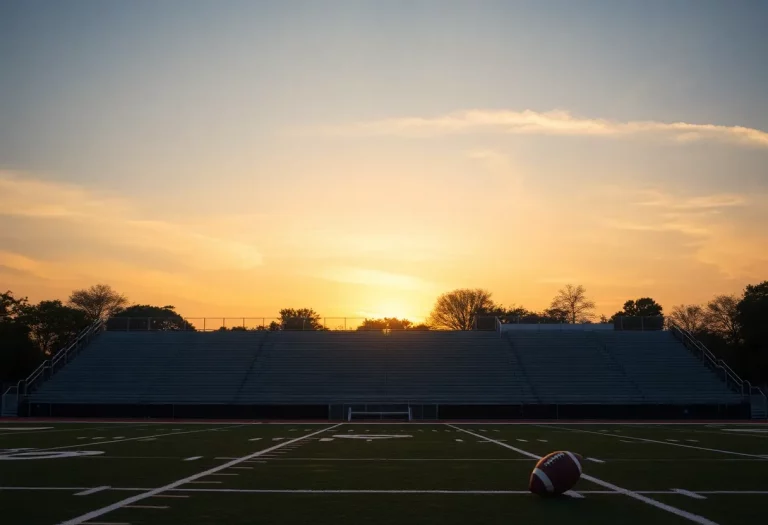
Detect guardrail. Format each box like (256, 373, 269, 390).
(669, 323, 766, 402)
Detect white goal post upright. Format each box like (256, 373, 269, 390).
(347, 407, 412, 422)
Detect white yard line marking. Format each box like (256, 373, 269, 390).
(564, 490, 584, 499)
(124, 505, 168, 510)
(137, 438, 156, 442)
(272, 437, 285, 441)
(516, 439, 527, 442)
(77, 437, 88, 440)
(248, 437, 262, 441)
(537, 439, 548, 442)
(667, 439, 679, 442)
(319, 438, 334, 442)
(586, 457, 605, 463)
(150, 494, 189, 498)
(687, 440, 700, 443)
(673, 489, 707, 500)
(183, 456, 202, 462)
(76, 486, 111, 496)
(447, 424, 719, 525)
(91, 437, 105, 440)
(540, 425, 767, 459)
(35, 426, 247, 453)
(55, 423, 341, 525)
(455, 439, 463, 442)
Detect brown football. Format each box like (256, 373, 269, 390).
(529, 450, 583, 496)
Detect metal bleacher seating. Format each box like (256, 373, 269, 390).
(28, 327, 742, 407)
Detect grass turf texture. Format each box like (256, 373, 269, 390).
(0, 422, 765, 525)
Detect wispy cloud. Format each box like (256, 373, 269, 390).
(322, 109, 768, 148)
(0, 172, 263, 272)
(634, 190, 748, 210)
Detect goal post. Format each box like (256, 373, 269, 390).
(347, 407, 412, 422)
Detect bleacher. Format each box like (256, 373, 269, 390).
(26, 327, 743, 410)
(506, 330, 742, 404)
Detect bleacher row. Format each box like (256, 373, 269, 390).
(28, 329, 742, 406)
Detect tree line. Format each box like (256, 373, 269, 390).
(2, 281, 766, 385)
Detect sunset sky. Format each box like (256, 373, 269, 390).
(1, 1, 767, 321)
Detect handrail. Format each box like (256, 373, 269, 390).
(668, 323, 766, 400)
(17, 318, 105, 397)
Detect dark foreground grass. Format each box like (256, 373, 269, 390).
(0, 421, 766, 525)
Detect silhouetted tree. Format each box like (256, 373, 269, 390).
(0, 291, 40, 382)
(68, 284, 127, 321)
(549, 284, 595, 323)
(611, 297, 663, 321)
(736, 282, 768, 382)
(109, 305, 194, 331)
(429, 289, 494, 330)
(279, 308, 323, 330)
(704, 294, 741, 345)
(21, 300, 89, 355)
(668, 304, 706, 334)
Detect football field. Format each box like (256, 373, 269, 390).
(1, 420, 767, 525)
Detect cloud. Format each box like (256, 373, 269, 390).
(634, 191, 748, 210)
(0, 172, 263, 272)
(322, 109, 768, 148)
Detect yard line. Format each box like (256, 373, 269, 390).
(537, 439, 548, 442)
(673, 489, 707, 500)
(124, 505, 168, 510)
(76, 486, 111, 496)
(586, 457, 605, 463)
(183, 456, 203, 461)
(150, 494, 189, 498)
(447, 424, 719, 525)
(248, 437, 262, 441)
(55, 423, 341, 525)
(31, 425, 248, 453)
(516, 439, 527, 442)
(538, 424, 768, 459)
(564, 490, 584, 499)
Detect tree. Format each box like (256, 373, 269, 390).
(428, 289, 494, 330)
(549, 284, 595, 324)
(109, 305, 195, 331)
(68, 284, 127, 321)
(704, 294, 741, 345)
(611, 297, 663, 320)
(0, 291, 39, 382)
(668, 304, 707, 334)
(21, 300, 89, 355)
(279, 308, 324, 330)
(737, 282, 768, 352)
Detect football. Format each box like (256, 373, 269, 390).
(529, 450, 583, 496)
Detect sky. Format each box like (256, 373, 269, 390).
(1, 0, 767, 322)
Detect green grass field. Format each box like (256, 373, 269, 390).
(1, 420, 767, 525)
